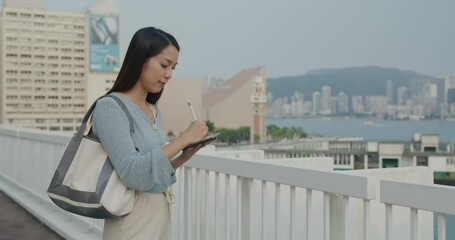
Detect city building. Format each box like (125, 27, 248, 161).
(337, 92, 349, 113)
(202, 67, 266, 129)
(312, 91, 321, 114)
(351, 95, 364, 113)
(0, 0, 118, 131)
(260, 133, 455, 173)
(321, 85, 331, 114)
(159, 77, 203, 137)
(386, 79, 394, 104)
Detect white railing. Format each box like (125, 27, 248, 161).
(175, 154, 376, 240)
(381, 180, 455, 240)
(1, 125, 454, 240)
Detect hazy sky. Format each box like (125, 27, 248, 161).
(4, 0, 455, 79)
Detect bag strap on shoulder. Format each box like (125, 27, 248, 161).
(80, 94, 135, 136)
(104, 95, 135, 134)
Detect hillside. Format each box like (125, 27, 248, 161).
(267, 66, 440, 98)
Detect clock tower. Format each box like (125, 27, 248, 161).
(250, 72, 267, 143)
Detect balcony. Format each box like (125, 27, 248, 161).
(0, 125, 454, 240)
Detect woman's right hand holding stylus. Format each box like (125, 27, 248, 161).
(181, 120, 208, 146)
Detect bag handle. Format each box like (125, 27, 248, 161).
(79, 94, 135, 139)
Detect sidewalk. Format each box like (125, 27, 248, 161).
(0, 191, 63, 240)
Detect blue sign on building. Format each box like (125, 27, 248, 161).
(89, 15, 120, 72)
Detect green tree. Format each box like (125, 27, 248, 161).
(167, 130, 175, 140)
(205, 120, 215, 133)
(215, 126, 250, 144)
(267, 125, 307, 141)
(253, 134, 260, 143)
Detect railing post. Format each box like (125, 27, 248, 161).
(363, 199, 370, 240)
(305, 189, 312, 240)
(410, 208, 418, 240)
(342, 196, 349, 240)
(323, 192, 330, 240)
(438, 213, 446, 240)
(385, 204, 392, 240)
(237, 177, 253, 240)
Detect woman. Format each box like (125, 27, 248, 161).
(91, 27, 209, 239)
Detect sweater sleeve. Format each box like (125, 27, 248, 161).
(91, 97, 176, 192)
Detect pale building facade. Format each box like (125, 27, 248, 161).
(202, 67, 266, 129)
(159, 77, 203, 137)
(0, 0, 118, 131)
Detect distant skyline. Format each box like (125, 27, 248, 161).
(2, 0, 455, 79)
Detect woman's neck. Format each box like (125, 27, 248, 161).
(119, 87, 148, 107)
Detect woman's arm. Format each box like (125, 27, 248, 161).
(92, 98, 175, 192)
(170, 144, 204, 169)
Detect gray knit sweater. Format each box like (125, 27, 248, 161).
(91, 93, 176, 193)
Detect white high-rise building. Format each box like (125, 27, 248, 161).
(321, 85, 331, 114)
(312, 91, 321, 114)
(337, 92, 349, 113)
(351, 95, 364, 113)
(444, 75, 455, 104)
(397, 86, 408, 105)
(0, 0, 119, 131)
(386, 80, 394, 104)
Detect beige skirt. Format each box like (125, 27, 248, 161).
(103, 189, 173, 240)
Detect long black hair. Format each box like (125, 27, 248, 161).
(108, 27, 180, 104)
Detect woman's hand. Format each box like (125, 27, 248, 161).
(180, 120, 208, 146)
(162, 120, 208, 162)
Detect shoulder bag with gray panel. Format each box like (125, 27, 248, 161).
(47, 94, 135, 219)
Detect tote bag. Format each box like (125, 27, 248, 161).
(47, 95, 136, 219)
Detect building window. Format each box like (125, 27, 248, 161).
(20, 13, 32, 18)
(63, 127, 73, 131)
(6, 12, 18, 17)
(36, 119, 45, 124)
(34, 79, 46, 84)
(6, 37, 18, 42)
(6, 95, 18, 100)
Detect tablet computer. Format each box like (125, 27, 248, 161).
(183, 133, 220, 150)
